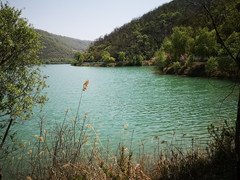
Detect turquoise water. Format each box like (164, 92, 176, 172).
(18, 64, 238, 152)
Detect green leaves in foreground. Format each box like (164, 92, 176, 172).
(0, 2, 48, 147)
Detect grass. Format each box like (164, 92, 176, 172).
(4, 119, 235, 180)
(1, 80, 237, 179)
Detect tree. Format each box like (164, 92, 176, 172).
(205, 57, 218, 75)
(171, 26, 194, 60)
(101, 51, 115, 63)
(189, 0, 240, 178)
(0, 3, 47, 150)
(194, 28, 218, 59)
(155, 47, 169, 70)
(89, 55, 95, 62)
(161, 37, 172, 54)
(134, 55, 144, 66)
(74, 51, 85, 65)
(217, 31, 240, 77)
(118, 51, 126, 62)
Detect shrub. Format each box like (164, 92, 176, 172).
(173, 61, 181, 71)
(184, 55, 194, 67)
(205, 57, 218, 76)
(155, 48, 168, 70)
(135, 55, 144, 66)
(101, 51, 115, 63)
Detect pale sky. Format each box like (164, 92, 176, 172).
(3, 0, 172, 41)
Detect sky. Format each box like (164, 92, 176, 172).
(3, 0, 172, 41)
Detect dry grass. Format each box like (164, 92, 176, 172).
(5, 119, 235, 180)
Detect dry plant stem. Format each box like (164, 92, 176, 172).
(76, 116, 87, 156)
(74, 88, 84, 161)
(52, 109, 68, 167)
(75, 87, 84, 122)
(38, 117, 43, 179)
(128, 130, 134, 177)
(89, 126, 113, 161)
(59, 110, 68, 150)
(88, 140, 97, 164)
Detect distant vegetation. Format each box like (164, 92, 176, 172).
(73, 0, 192, 65)
(74, 0, 240, 79)
(35, 29, 91, 64)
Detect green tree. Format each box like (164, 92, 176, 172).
(74, 51, 85, 65)
(171, 26, 194, 60)
(161, 37, 172, 54)
(194, 28, 218, 59)
(89, 55, 95, 62)
(155, 47, 169, 70)
(217, 31, 240, 76)
(194, 1, 240, 178)
(118, 51, 126, 62)
(0, 3, 47, 150)
(101, 51, 115, 63)
(205, 57, 218, 75)
(134, 55, 144, 66)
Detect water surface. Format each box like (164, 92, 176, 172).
(19, 65, 238, 151)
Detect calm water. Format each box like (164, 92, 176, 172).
(18, 64, 238, 152)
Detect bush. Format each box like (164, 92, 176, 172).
(118, 52, 126, 62)
(173, 61, 181, 71)
(135, 55, 144, 66)
(101, 51, 115, 64)
(184, 55, 194, 67)
(155, 48, 168, 70)
(205, 57, 218, 76)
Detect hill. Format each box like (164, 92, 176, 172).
(83, 0, 192, 63)
(80, 0, 239, 79)
(35, 29, 92, 64)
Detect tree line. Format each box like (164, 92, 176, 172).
(73, 0, 240, 79)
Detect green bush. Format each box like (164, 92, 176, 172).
(155, 48, 167, 70)
(205, 57, 218, 75)
(135, 55, 144, 66)
(184, 55, 194, 67)
(101, 51, 115, 63)
(173, 61, 181, 71)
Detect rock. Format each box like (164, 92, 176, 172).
(165, 66, 175, 74)
(186, 62, 206, 77)
(178, 66, 187, 75)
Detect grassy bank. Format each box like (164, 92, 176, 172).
(2, 118, 236, 180)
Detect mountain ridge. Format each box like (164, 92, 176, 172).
(84, 0, 193, 62)
(35, 29, 92, 63)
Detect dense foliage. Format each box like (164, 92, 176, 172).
(154, 0, 240, 78)
(0, 3, 47, 150)
(36, 29, 91, 64)
(78, 0, 240, 78)
(72, 51, 85, 66)
(77, 0, 192, 65)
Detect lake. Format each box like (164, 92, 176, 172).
(18, 64, 238, 152)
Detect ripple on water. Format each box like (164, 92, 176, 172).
(16, 65, 238, 151)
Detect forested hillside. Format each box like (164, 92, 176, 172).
(76, 0, 240, 78)
(35, 29, 91, 64)
(81, 0, 195, 63)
